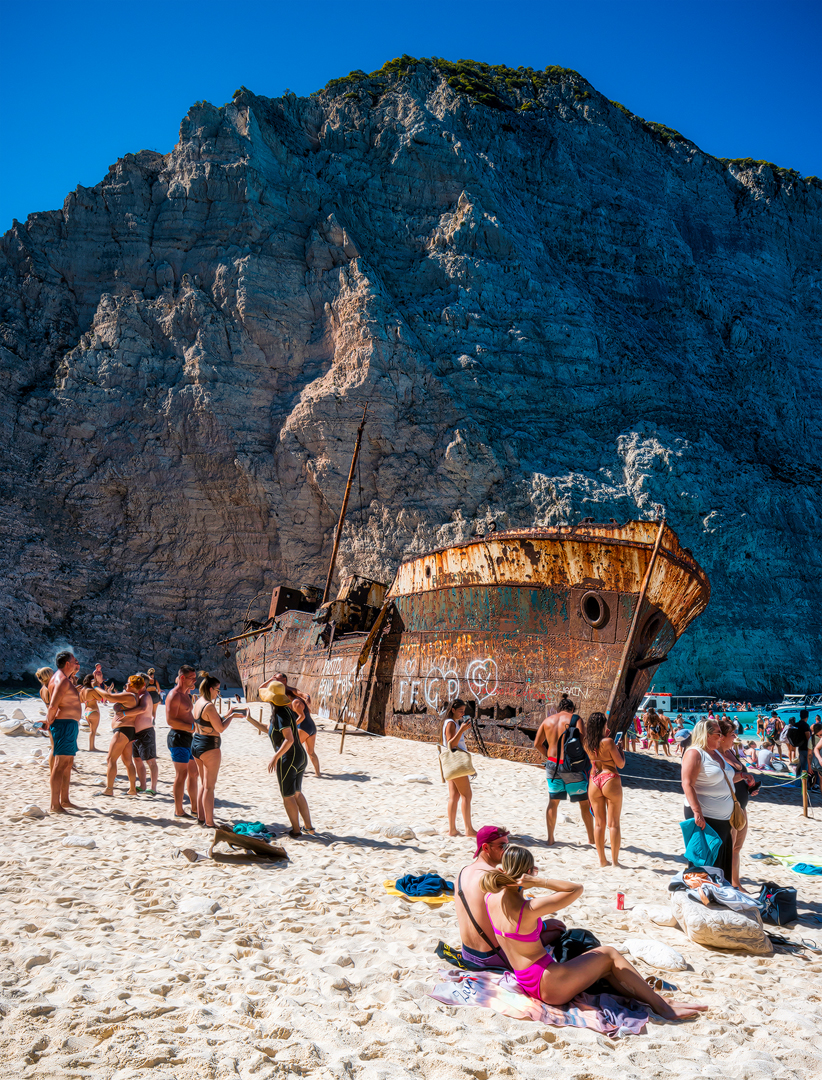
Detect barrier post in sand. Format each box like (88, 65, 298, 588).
(340, 719, 346, 754)
(801, 771, 808, 817)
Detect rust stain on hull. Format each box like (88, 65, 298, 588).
(232, 522, 709, 765)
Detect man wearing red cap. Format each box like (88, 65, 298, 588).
(455, 825, 565, 969)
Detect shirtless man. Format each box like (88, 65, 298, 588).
(165, 664, 199, 818)
(455, 825, 565, 969)
(46, 651, 82, 813)
(534, 696, 594, 847)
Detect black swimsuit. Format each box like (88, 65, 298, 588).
(192, 702, 221, 757)
(269, 705, 307, 797)
(298, 708, 317, 738)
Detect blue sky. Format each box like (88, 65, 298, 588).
(1, 0, 820, 232)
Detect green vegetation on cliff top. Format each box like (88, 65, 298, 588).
(232, 57, 812, 185)
(314, 55, 585, 113)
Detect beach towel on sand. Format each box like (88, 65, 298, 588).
(395, 873, 454, 897)
(383, 880, 453, 905)
(430, 969, 648, 1037)
(233, 822, 273, 838)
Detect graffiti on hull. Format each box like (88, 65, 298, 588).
(397, 655, 503, 715)
(316, 656, 360, 722)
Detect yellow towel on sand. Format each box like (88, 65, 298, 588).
(382, 880, 454, 905)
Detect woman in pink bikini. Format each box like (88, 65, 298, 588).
(482, 845, 707, 1018)
(585, 710, 626, 868)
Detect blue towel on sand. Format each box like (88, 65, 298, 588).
(792, 863, 822, 875)
(233, 821, 272, 838)
(395, 874, 454, 897)
(680, 819, 722, 866)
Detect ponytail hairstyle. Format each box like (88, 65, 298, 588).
(480, 844, 535, 894)
(445, 698, 467, 720)
(556, 695, 575, 714)
(126, 674, 146, 692)
(584, 711, 608, 755)
(199, 675, 221, 700)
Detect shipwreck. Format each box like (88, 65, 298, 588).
(218, 417, 710, 763)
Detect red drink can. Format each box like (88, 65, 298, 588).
(616, 893, 625, 910)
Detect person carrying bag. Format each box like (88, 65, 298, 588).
(440, 699, 477, 837)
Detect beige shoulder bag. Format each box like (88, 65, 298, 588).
(720, 765, 747, 830)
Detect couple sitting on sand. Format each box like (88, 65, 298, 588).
(455, 825, 706, 1021)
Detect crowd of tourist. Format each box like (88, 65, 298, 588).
(31, 650, 822, 1020)
(36, 652, 320, 835)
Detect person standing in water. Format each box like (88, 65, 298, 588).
(584, 711, 626, 868)
(45, 652, 82, 813)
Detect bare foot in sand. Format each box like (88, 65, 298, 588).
(661, 1001, 709, 1020)
(597, 860, 611, 868)
(50, 805, 68, 814)
(61, 800, 82, 810)
(448, 830, 462, 837)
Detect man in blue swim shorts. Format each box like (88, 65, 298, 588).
(46, 651, 82, 813)
(165, 665, 199, 818)
(535, 695, 595, 847)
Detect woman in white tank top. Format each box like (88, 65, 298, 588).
(681, 719, 735, 881)
(442, 699, 475, 837)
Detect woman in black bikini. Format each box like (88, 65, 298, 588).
(192, 676, 247, 827)
(145, 668, 162, 721)
(97, 674, 146, 797)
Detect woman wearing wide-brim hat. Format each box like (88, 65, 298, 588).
(246, 677, 312, 837)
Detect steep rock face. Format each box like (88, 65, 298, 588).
(1, 61, 820, 691)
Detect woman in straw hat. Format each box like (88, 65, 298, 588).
(247, 676, 312, 837)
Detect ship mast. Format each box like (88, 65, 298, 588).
(322, 403, 369, 605)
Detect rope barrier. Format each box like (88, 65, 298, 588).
(616, 771, 805, 792)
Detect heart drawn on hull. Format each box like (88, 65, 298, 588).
(466, 658, 499, 704)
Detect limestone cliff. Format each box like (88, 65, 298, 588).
(1, 58, 820, 693)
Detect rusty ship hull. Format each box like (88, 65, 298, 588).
(231, 521, 709, 764)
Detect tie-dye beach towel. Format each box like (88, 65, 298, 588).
(430, 968, 649, 1037)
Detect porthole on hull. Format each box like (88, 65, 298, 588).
(642, 614, 662, 644)
(580, 590, 609, 629)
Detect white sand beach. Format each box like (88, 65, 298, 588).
(1, 697, 821, 1080)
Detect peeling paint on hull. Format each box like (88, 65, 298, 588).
(233, 522, 709, 765)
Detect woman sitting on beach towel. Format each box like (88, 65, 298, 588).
(482, 845, 707, 1019)
(584, 711, 625, 869)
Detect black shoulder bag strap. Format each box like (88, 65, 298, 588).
(457, 869, 505, 956)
